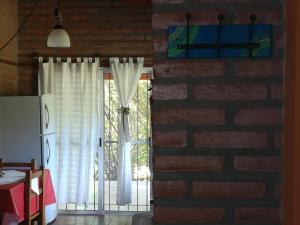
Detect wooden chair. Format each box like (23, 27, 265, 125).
(0, 212, 3, 225)
(0, 159, 36, 170)
(0, 159, 45, 225)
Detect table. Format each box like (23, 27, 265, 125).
(0, 170, 56, 225)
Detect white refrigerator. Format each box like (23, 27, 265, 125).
(0, 94, 57, 224)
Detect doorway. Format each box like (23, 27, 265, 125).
(58, 68, 153, 213)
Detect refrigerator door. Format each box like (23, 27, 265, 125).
(41, 94, 55, 135)
(46, 203, 58, 224)
(0, 97, 42, 166)
(42, 134, 57, 223)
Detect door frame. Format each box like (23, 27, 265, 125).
(101, 67, 153, 212)
(284, 0, 300, 224)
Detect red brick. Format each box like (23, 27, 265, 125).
(152, 0, 184, 4)
(234, 156, 281, 172)
(153, 181, 187, 198)
(18, 81, 35, 96)
(274, 32, 284, 56)
(154, 156, 224, 172)
(274, 131, 282, 148)
(153, 130, 187, 147)
(273, 183, 281, 199)
(234, 10, 282, 25)
(153, 35, 167, 53)
(271, 85, 283, 100)
(192, 182, 266, 199)
(154, 207, 225, 224)
(234, 108, 282, 125)
(194, 131, 268, 149)
(191, 0, 276, 2)
(152, 11, 226, 29)
(235, 207, 281, 224)
(19, 41, 46, 49)
(120, 0, 152, 6)
(123, 48, 153, 55)
(193, 84, 267, 101)
(152, 108, 225, 125)
(152, 84, 187, 100)
(235, 59, 283, 77)
(154, 60, 225, 78)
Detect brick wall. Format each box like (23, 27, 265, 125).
(0, 0, 18, 95)
(18, 0, 152, 95)
(151, 0, 283, 224)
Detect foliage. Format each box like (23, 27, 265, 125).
(101, 79, 151, 181)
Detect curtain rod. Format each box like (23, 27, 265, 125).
(33, 56, 146, 62)
(33, 56, 100, 63)
(102, 67, 153, 78)
(32, 56, 152, 67)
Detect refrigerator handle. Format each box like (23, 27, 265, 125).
(45, 104, 49, 130)
(46, 139, 51, 164)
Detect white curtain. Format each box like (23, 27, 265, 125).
(39, 57, 100, 204)
(110, 57, 144, 205)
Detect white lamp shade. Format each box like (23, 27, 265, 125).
(47, 25, 71, 48)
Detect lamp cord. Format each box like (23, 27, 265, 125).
(0, 0, 40, 52)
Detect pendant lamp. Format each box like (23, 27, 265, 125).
(47, 0, 70, 48)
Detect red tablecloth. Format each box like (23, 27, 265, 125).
(0, 170, 56, 222)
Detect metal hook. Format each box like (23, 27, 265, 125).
(176, 13, 261, 59)
(248, 14, 257, 58)
(218, 14, 225, 23)
(250, 14, 257, 23)
(185, 13, 191, 58)
(217, 14, 225, 57)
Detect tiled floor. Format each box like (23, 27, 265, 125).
(52, 215, 132, 225)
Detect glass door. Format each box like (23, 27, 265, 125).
(58, 68, 152, 213)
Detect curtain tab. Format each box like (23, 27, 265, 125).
(38, 57, 43, 63)
(49, 57, 54, 63)
(109, 57, 119, 64)
(150, 70, 154, 79)
(137, 57, 144, 64)
(77, 57, 81, 63)
(56, 57, 61, 63)
(67, 57, 72, 63)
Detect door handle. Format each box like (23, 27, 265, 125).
(45, 104, 49, 130)
(46, 139, 51, 164)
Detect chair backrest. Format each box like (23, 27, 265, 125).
(0, 212, 3, 225)
(24, 170, 45, 225)
(0, 159, 44, 225)
(0, 158, 36, 170)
